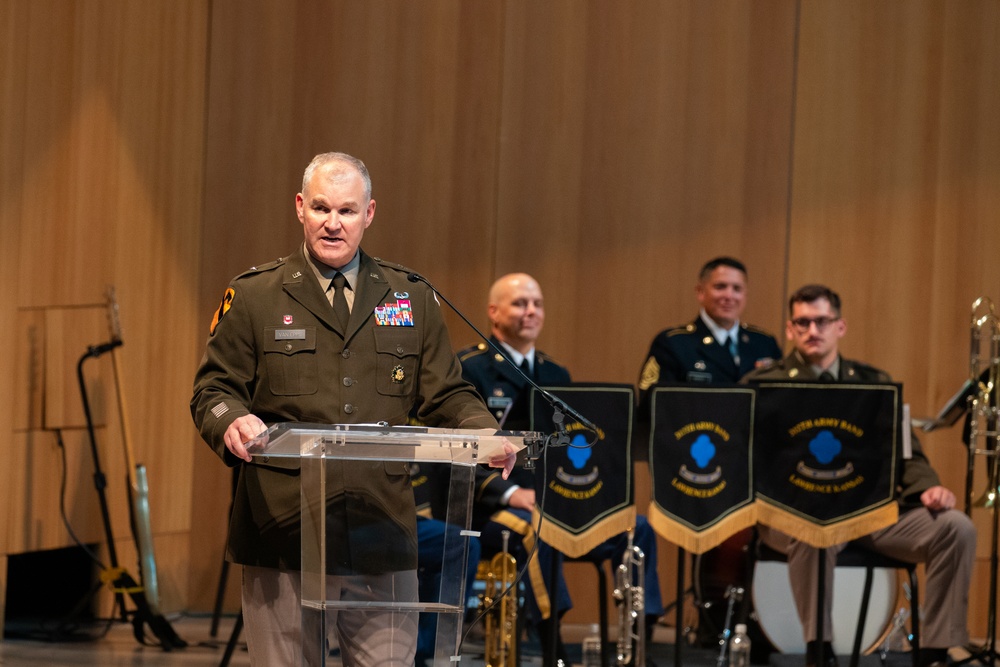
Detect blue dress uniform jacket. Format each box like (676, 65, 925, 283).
(191, 248, 497, 575)
(638, 316, 782, 417)
(457, 337, 571, 528)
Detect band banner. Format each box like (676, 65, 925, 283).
(528, 384, 636, 557)
(648, 386, 757, 554)
(752, 383, 901, 547)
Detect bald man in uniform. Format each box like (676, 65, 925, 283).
(457, 273, 664, 662)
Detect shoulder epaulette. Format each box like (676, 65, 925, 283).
(742, 322, 777, 336)
(458, 342, 490, 362)
(371, 256, 418, 277)
(536, 349, 563, 365)
(234, 257, 286, 279)
(664, 322, 697, 337)
(849, 359, 887, 375)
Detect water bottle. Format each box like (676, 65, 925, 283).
(581, 623, 602, 667)
(729, 623, 751, 667)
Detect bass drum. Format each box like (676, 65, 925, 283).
(753, 560, 899, 655)
(693, 529, 776, 658)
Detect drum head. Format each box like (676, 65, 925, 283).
(753, 561, 899, 655)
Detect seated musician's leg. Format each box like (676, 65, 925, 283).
(481, 508, 571, 660)
(862, 506, 976, 666)
(758, 525, 845, 667)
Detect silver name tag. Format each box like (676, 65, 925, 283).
(274, 329, 306, 340)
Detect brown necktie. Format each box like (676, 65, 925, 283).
(819, 371, 835, 382)
(331, 272, 351, 328)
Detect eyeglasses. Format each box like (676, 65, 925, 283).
(790, 316, 839, 333)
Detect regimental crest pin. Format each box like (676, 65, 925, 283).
(391, 365, 405, 383)
(283, 314, 293, 325)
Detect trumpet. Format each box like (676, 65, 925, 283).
(481, 530, 518, 667)
(614, 530, 646, 667)
(966, 296, 1000, 512)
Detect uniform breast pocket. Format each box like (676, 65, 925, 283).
(263, 327, 318, 396)
(373, 328, 419, 397)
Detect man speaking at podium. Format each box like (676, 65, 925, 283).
(744, 284, 975, 667)
(191, 152, 513, 666)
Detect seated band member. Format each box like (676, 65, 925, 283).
(637, 257, 781, 656)
(457, 273, 664, 662)
(744, 284, 975, 667)
(638, 256, 781, 414)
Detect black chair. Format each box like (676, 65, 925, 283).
(554, 554, 615, 667)
(755, 539, 920, 667)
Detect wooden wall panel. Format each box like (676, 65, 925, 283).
(496, 0, 798, 389)
(0, 0, 209, 617)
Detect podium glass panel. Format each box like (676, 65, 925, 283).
(248, 423, 532, 666)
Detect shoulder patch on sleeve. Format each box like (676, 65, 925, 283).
(639, 356, 661, 390)
(209, 287, 236, 335)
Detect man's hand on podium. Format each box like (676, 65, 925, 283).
(489, 438, 518, 479)
(225, 414, 268, 462)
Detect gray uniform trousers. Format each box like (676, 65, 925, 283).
(760, 506, 975, 649)
(242, 564, 418, 666)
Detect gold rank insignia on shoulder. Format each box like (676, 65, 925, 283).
(391, 365, 405, 383)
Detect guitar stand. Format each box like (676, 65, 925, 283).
(78, 343, 186, 650)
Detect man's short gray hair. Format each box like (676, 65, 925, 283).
(301, 152, 372, 201)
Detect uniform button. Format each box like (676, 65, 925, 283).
(344, 404, 354, 414)
(261, 456, 269, 463)
(284, 343, 292, 352)
(342, 348, 350, 358)
(343, 377, 354, 387)
(396, 345, 404, 354)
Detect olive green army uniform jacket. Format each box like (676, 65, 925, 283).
(743, 352, 940, 512)
(192, 248, 497, 574)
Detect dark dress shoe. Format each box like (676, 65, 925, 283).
(806, 640, 839, 667)
(918, 647, 950, 667)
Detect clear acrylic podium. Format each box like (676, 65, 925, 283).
(246, 423, 534, 666)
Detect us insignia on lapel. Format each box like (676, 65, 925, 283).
(374, 300, 414, 326)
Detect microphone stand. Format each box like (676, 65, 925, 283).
(78, 340, 129, 624)
(78, 340, 187, 650)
